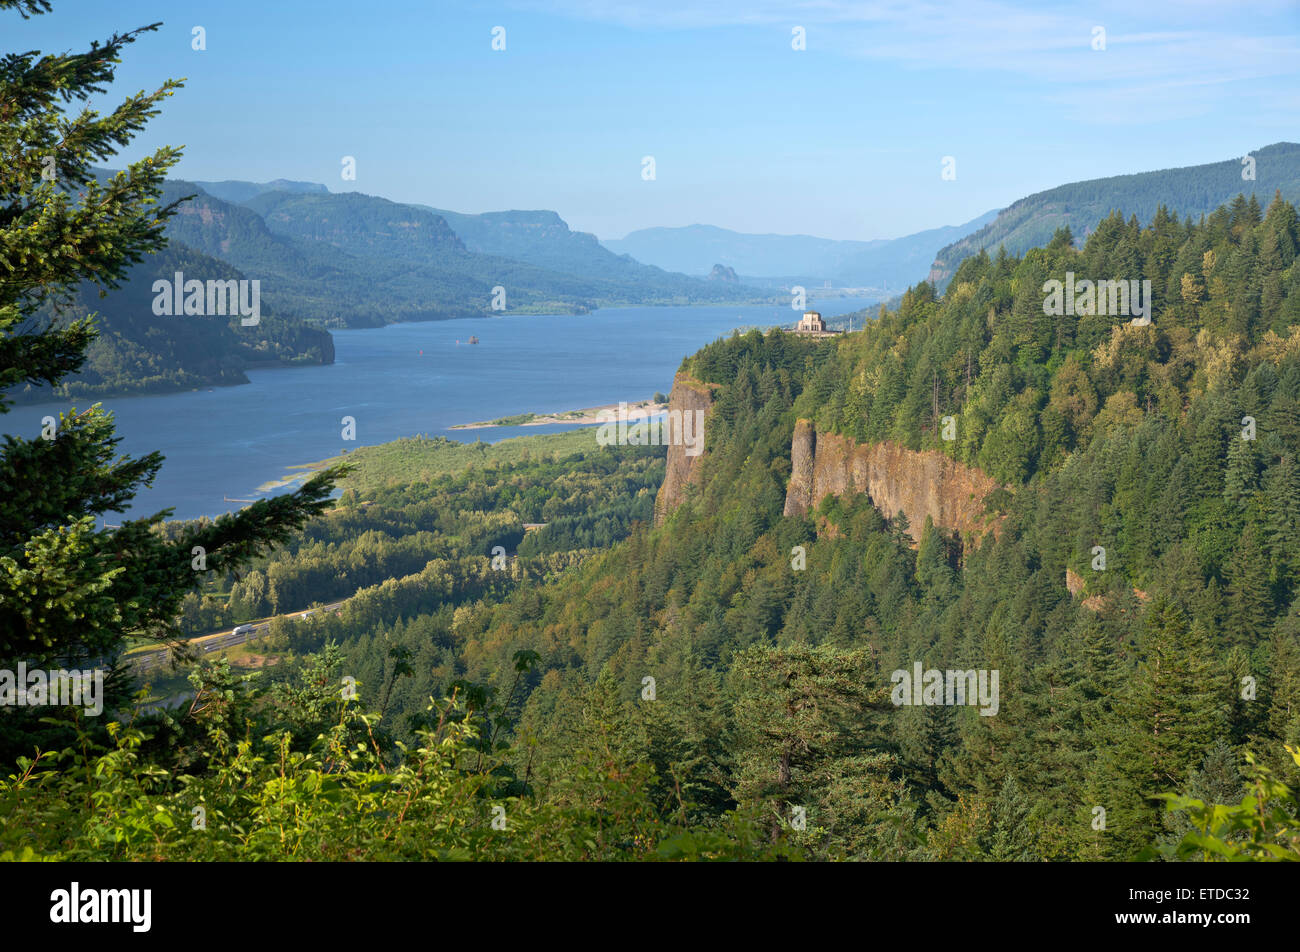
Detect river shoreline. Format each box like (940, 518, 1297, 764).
(2, 299, 879, 521)
(450, 398, 667, 430)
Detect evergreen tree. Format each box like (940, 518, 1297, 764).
(1264, 454, 1300, 587)
(1227, 526, 1273, 648)
(728, 643, 894, 854)
(0, 3, 343, 676)
(984, 776, 1038, 861)
(1264, 602, 1300, 780)
(1095, 599, 1227, 857)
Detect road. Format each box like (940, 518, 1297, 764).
(127, 601, 345, 674)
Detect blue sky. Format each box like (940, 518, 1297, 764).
(12, 0, 1300, 241)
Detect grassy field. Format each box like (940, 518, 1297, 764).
(287, 426, 660, 495)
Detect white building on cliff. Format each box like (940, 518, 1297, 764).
(793, 311, 839, 337)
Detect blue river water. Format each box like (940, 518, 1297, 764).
(4, 299, 876, 521)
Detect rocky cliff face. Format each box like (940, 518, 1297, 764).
(653, 372, 717, 525)
(783, 419, 819, 519)
(783, 420, 1001, 544)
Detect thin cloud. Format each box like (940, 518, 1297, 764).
(517, 0, 1300, 120)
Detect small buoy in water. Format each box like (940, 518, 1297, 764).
(419, 350, 423, 355)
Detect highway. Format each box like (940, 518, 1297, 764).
(128, 601, 345, 674)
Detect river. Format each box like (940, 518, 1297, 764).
(4, 298, 877, 520)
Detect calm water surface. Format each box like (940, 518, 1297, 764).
(5, 299, 875, 520)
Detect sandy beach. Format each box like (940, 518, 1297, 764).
(451, 399, 667, 430)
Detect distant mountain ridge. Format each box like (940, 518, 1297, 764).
(94, 174, 772, 326)
(603, 225, 886, 277)
(417, 206, 752, 302)
(48, 169, 772, 401)
(831, 211, 999, 288)
(930, 142, 1300, 285)
(244, 190, 768, 310)
(603, 210, 998, 290)
(156, 181, 487, 326)
(192, 179, 329, 204)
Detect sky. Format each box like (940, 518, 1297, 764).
(11, 0, 1300, 241)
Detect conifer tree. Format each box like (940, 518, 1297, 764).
(1095, 599, 1227, 857)
(1264, 453, 1300, 587)
(0, 1, 343, 669)
(1264, 602, 1300, 780)
(984, 776, 1038, 861)
(728, 643, 893, 851)
(1227, 526, 1273, 648)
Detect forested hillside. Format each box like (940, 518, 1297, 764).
(8, 194, 1300, 862)
(165, 437, 665, 648)
(299, 191, 1298, 859)
(931, 142, 1300, 286)
(11, 240, 333, 405)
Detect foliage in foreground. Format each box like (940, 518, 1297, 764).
(0, 0, 342, 668)
(0, 650, 789, 861)
(2, 644, 1294, 861)
(1151, 746, 1300, 861)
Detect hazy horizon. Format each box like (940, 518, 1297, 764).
(26, 0, 1300, 242)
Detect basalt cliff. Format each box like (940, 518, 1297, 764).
(782, 419, 1001, 544)
(653, 372, 717, 525)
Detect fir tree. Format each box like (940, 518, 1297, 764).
(728, 643, 892, 851)
(0, 3, 343, 675)
(1096, 599, 1227, 857)
(1227, 526, 1273, 648)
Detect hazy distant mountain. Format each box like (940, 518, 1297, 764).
(242, 190, 768, 307)
(192, 178, 329, 204)
(603, 211, 997, 290)
(831, 211, 999, 288)
(930, 142, 1300, 284)
(120, 179, 766, 325)
(242, 191, 474, 265)
(603, 225, 885, 277)
(246, 190, 630, 310)
(423, 207, 603, 267)
(420, 207, 761, 303)
(163, 179, 772, 309)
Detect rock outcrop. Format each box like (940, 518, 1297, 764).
(1067, 567, 1150, 612)
(784, 419, 819, 518)
(653, 372, 717, 525)
(782, 420, 1001, 544)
